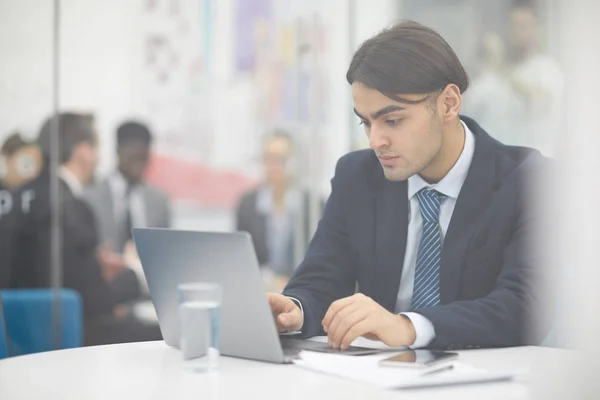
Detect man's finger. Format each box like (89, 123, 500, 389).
(275, 314, 288, 332)
(267, 294, 291, 314)
(322, 296, 356, 331)
(326, 304, 359, 345)
(276, 312, 301, 332)
(329, 309, 368, 348)
(340, 319, 372, 350)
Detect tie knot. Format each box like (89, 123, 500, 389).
(416, 189, 445, 223)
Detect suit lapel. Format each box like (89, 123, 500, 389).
(373, 179, 409, 312)
(439, 118, 497, 303)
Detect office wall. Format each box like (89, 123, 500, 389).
(0, 0, 55, 141)
(1, 0, 406, 230)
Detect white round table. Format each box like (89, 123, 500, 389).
(0, 342, 577, 399)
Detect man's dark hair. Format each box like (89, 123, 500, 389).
(262, 129, 296, 154)
(1, 132, 27, 156)
(346, 20, 470, 104)
(511, 0, 537, 15)
(37, 112, 96, 164)
(116, 121, 153, 149)
(264, 129, 293, 145)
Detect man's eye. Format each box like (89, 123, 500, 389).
(385, 119, 402, 127)
(359, 119, 371, 127)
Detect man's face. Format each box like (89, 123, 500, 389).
(76, 141, 99, 185)
(509, 8, 538, 55)
(263, 137, 292, 185)
(352, 82, 444, 182)
(118, 141, 150, 184)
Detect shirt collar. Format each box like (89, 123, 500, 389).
(58, 166, 84, 197)
(407, 120, 475, 200)
(255, 185, 300, 215)
(109, 171, 128, 193)
(109, 171, 141, 196)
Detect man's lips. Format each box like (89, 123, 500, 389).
(377, 155, 400, 166)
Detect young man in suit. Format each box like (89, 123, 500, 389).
(8, 113, 122, 315)
(8, 113, 160, 344)
(267, 21, 551, 350)
(84, 121, 171, 255)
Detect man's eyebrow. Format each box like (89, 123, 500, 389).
(353, 108, 366, 119)
(370, 105, 405, 120)
(353, 105, 405, 120)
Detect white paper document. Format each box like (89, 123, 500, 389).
(293, 350, 514, 390)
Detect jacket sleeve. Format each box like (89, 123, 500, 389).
(62, 198, 116, 318)
(282, 157, 358, 338)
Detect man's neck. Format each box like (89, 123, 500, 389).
(419, 120, 466, 184)
(62, 162, 85, 186)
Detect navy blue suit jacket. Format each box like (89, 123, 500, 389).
(283, 116, 552, 350)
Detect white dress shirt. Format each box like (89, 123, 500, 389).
(58, 166, 84, 197)
(400, 120, 475, 348)
(255, 186, 300, 276)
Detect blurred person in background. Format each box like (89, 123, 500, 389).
(462, 33, 524, 143)
(8, 113, 122, 308)
(268, 20, 552, 351)
(506, 0, 563, 155)
(0, 132, 42, 191)
(0, 132, 42, 288)
(7, 113, 159, 345)
(85, 121, 170, 254)
(236, 131, 315, 292)
(464, 0, 563, 156)
(84, 121, 170, 294)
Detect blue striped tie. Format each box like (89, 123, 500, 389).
(411, 189, 446, 309)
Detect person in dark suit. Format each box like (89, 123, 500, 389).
(8, 113, 160, 344)
(236, 131, 317, 290)
(0, 133, 44, 287)
(84, 121, 170, 295)
(8, 113, 129, 314)
(267, 21, 551, 351)
(84, 121, 171, 254)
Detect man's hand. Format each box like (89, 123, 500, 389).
(97, 243, 127, 282)
(267, 293, 303, 333)
(321, 293, 416, 350)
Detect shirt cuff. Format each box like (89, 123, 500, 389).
(401, 312, 436, 348)
(278, 296, 303, 335)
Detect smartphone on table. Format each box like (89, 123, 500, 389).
(379, 350, 458, 368)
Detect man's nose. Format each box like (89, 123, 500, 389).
(369, 125, 390, 151)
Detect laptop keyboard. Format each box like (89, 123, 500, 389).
(280, 337, 381, 357)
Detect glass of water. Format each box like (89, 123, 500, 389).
(178, 282, 222, 371)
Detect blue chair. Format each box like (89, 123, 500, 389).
(0, 296, 9, 359)
(0, 289, 83, 356)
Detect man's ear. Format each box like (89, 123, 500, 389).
(440, 84, 462, 122)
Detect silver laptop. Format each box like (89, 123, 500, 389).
(133, 228, 381, 363)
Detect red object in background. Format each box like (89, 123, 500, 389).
(144, 154, 257, 208)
